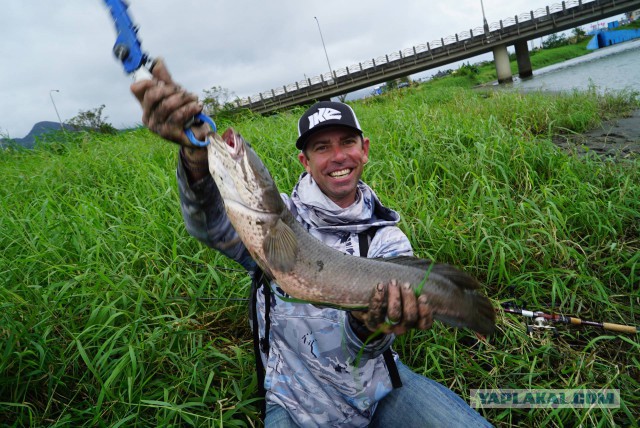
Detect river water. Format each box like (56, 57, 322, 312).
(513, 38, 640, 93)
(345, 38, 640, 100)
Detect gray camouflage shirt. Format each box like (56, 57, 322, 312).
(177, 160, 413, 427)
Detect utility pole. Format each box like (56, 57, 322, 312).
(480, 0, 490, 35)
(49, 89, 65, 132)
(314, 16, 333, 79)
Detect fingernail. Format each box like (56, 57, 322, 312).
(377, 283, 384, 292)
(403, 282, 412, 290)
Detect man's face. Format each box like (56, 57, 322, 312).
(298, 126, 370, 208)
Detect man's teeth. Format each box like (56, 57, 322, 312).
(330, 169, 351, 178)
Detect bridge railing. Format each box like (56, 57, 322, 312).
(235, 0, 600, 107)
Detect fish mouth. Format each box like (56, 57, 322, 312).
(221, 128, 244, 159)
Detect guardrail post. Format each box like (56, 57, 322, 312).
(359, 62, 363, 71)
(500, 20, 504, 30)
(562, 1, 566, 12)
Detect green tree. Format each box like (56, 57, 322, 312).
(382, 77, 412, 93)
(455, 62, 479, 77)
(542, 33, 568, 49)
(572, 27, 587, 42)
(202, 86, 236, 116)
(385, 79, 398, 91)
(68, 104, 117, 134)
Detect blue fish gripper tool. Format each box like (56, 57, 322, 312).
(103, 0, 214, 146)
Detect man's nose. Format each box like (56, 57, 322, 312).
(331, 145, 347, 161)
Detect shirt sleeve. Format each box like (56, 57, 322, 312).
(176, 156, 256, 272)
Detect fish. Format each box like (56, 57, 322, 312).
(205, 128, 496, 335)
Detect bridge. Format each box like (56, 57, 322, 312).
(234, 0, 640, 114)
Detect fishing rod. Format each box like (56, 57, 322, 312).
(501, 302, 638, 335)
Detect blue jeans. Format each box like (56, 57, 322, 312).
(265, 362, 492, 427)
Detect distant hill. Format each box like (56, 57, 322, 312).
(1, 121, 137, 150)
(0, 121, 67, 149)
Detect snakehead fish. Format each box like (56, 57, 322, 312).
(205, 129, 496, 335)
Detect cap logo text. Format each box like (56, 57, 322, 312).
(308, 107, 341, 129)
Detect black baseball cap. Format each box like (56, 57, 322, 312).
(296, 101, 363, 150)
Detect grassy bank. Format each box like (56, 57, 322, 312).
(1, 79, 639, 426)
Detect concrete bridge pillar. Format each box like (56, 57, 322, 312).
(514, 40, 533, 79)
(492, 44, 512, 84)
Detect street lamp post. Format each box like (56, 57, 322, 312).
(480, 0, 490, 34)
(49, 89, 65, 131)
(314, 16, 333, 79)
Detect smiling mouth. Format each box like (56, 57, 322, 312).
(329, 168, 352, 178)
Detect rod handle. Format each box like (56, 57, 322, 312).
(602, 322, 638, 334)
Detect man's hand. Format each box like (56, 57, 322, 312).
(130, 58, 209, 146)
(351, 280, 433, 337)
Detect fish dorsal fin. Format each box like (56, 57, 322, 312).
(263, 219, 298, 273)
(379, 256, 481, 290)
(379, 255, 434, 269)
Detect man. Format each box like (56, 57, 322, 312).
(132, 59, 491, 427)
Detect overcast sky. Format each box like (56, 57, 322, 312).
(1, 0, 599, 138)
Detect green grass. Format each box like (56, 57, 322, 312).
(1, 78, 639, 426)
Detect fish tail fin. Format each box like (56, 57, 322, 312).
(434, 291, 496, 335)
(428, 264, 496, 335)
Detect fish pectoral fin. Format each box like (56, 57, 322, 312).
(263, 219, 298, 273)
